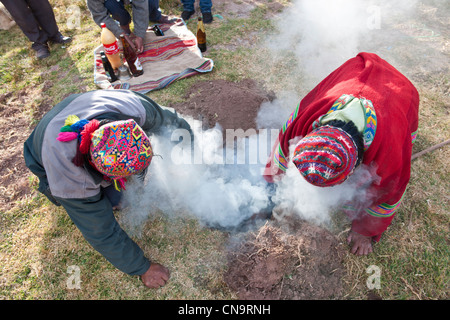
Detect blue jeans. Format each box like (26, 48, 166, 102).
(104, 0, 162, 24)
(181, 0, 212, 13)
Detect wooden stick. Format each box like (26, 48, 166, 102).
(411, 139, 450, 161)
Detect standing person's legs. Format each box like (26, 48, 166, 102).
(1, 0, 70, 58)
(1, 0, 48, 46)
(149, 0, 173, 24)
(181, 0, 195, 12)
(26, 0, 71, 44)
(25, 0, 59, 40)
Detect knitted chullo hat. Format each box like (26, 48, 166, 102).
(90, 119, 152, 188)
(57, 115, 153, 191)
(292, 125, 359, 187)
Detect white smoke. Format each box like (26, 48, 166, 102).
(256, 92, 300, 129)
(271, 140, 379, 225)
(265, 0, 421, 86)
(122, 121, 272, 231)
(122, 119, 377, 232)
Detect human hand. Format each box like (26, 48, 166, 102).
(140, 263, 170, 288)
(126, 33, 143, 53)
(122, 33, 136, 52)
(133, 36, 144, 54)
(347, 230, 373, 256)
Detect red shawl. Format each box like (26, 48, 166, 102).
(264, 52, 419, 241)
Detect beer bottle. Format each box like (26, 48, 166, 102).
(196, 17, 206, 52)
(151, 25, 164, 36)
(100, 23, 122, 70)
(120, 35, 144, 77)
(100, 51, 118, 82)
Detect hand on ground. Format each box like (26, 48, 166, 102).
(140, 263, 170, 289)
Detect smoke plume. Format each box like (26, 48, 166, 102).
(265, 0, 421, 86)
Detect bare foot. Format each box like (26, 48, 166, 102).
(347, 230, 373, 256)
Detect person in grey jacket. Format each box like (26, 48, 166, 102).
(87, 0, 148, 53)
(23, 90, 192, 288)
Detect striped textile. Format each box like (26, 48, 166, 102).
(365, 192, 406, 218)
(343, 190, 406, 218)
(94, 19, 213, 93)
(411, 129, 418, 144)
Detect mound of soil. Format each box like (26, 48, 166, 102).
(169, 79, 275, 131)
(224, 217, 345, 300)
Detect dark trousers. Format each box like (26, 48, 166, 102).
(104, 0, 131, 27)
(104, 0, 162, 24)
(1, 0, 60, 48)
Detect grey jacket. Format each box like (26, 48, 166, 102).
(86, 0, 149, 39)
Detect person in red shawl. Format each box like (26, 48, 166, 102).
(264, 52, 419, 256)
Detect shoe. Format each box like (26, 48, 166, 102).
(157, 14, 175, 24)
(181, 10, 195, 21)
(33, 43, 50, 59)
(202, 12, 213, 24)
(49, 32, 72, 44)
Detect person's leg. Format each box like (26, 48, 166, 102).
(199, 0, 212, 13)
(104, 0, 132, 28)
(199, 0, 213, 23)
(1, 0, 47, 44)
(25, 0, 71, 44)
(148, 0, 162, 22)
(25, 0, 59, 38)
(180, 0, 195, 21)
(181, 0, 195, 12)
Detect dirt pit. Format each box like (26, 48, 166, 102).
(224, 216, 345, 300)
(169, 78, 275, 131)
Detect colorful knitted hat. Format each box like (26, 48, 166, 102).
(57, 115, 153, 191)
(292, 125, 358, 187)
(90, 119, 153, 189)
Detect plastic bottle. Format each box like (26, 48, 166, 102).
(120, 35, 144, 77)
(196, 17, 206, 52)
(100, 23, 122, 70)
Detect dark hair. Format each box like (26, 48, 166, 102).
(323, 120, 364, 166)
(98, 119, 115, 127)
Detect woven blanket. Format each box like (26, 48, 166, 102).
(93, 18, 214, 93)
